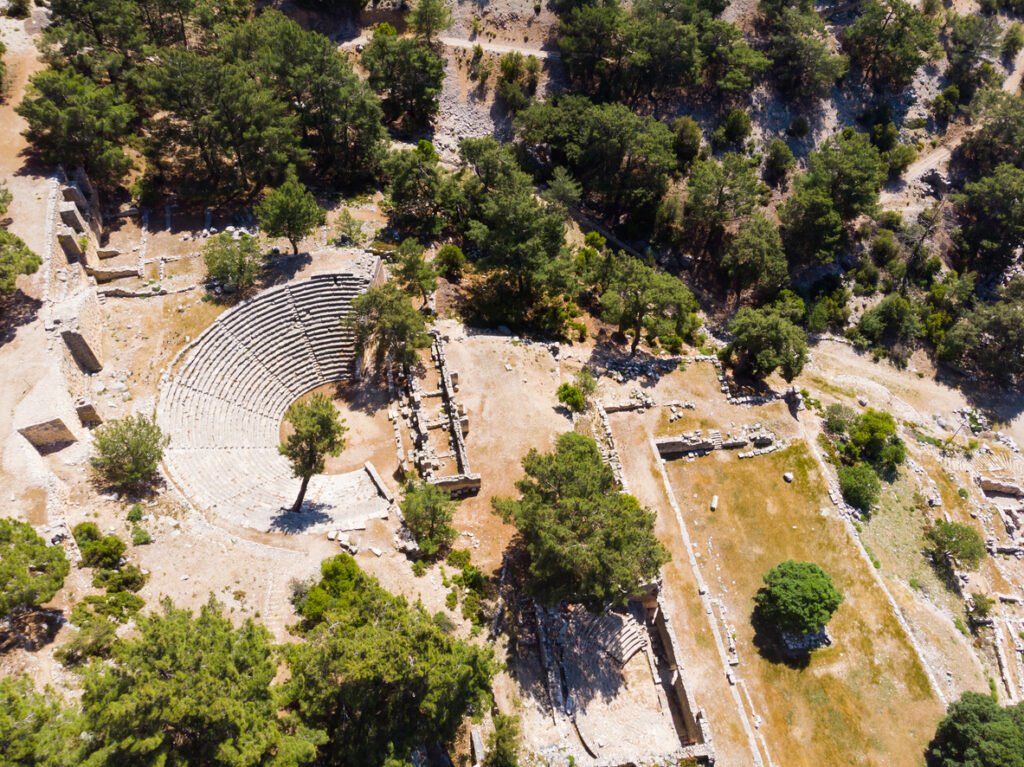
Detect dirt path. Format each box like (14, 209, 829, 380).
(882, 49, 1024, 209)
(340, 32, 559, 58)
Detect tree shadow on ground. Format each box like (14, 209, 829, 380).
(935, 366, 1024, 427)
(0, 289, 42, 348)
(0, 609, 64, 654)
(262, 252, 313, 286)
(585, 338, 681, 388)
(924, 550, 964, 597)
(330, 378, 390, 417)
(268, 503, 333, 534)
(750, 609, 812, 671)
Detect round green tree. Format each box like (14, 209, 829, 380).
(279, 393, 347, 514)
(0, 518, 70, 622)
(838, 463, 881, 513)
(255, 175, 325, 255)
(754, 560, 843, 636)
(203, 232, 264, 294)
(400, 480, 457, 558)
(89, 414, 169, 491)
(926, 691, 1024, 767)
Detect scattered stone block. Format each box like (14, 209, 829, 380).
(18, 419, 76, 453)
(710, 495, 718, 511)
(783, 472, 794, 483)
(75, 399, 102, 426)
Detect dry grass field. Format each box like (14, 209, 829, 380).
(667, 445, 943, 767)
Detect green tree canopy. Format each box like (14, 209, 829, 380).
(959, 93, 1024, 178)
(345, 282, 432, 371)
(394, 240, 438, 307)
(952, 163, 1024, 275)
(926, 520, 987, 570)
(0, 230, 42, 295)
(362, 24, 445, 133)
(754, 560, 843, 636)
(220, 10, 385, 185)
(383, 140, 463, 238)
(493, 432, 670, 607)
(926, 692, 1024, 767)
(599, 253, 700, 355)
(515, 96, 677, 228)
(460, 137, 567, 322)
(0, 676, 77, 766)
(680, 152, 768, 258)
(144, 49, 304, 198)
(400, 480, 457, 558)
(768, 8, 848, 100)
(779, 183, 845, 264)
(286, 554, 496, 766)
(409, 0, 452, 43)
(721, 213, 788, 299)
(16, 68, 135, 186)
(255, 175, 325, 255)
(838, 463, 881, 512)
(803, 129, 886, 220)
(279, 393, 347, 514)
(939, 278, 1024, 385)
(842, 0, 938, 88)
(203, 233, 264, 294)
(0, 519, 70, 622)
(79, 598, 319, 767)
(726, 304, 808, 381)
(90, 414, 169, 491)
(485, 714, 521, 767)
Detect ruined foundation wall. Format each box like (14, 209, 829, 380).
(57, 288, 105, 372)
(649, 594, 716, 754)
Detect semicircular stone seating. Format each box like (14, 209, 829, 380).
(157, 258, 390, 533)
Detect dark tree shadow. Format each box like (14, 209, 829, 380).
(263, 252, 314, 286)
(750, 608, 813, 670)
(0, 290, 42, 348)
(0, 609, 64, 654)
(330, 378, 391, 417)
(585, 339, 682, 388)
(268, 502, 333, 534)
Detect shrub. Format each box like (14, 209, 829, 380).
(754, 560, 843, 636)
(764, 138, 796, 186)
(90, 414, 169, 491)
(93, 563, 147, 593)
(712, 107, 751, 150)
(79, 535, 127, 570)
(435, 243, 467, 281)
(969, 592, 994, 621)
(823, 403, 855, 435)
(446, 548, 472, 570)
(788, 116, 809, 138)
(556, 382, 586, 413)
(401, 480, 457, 558)
(485, 713, 521, 767)
(203, 233, 263, 294)
(838, 463, 881, 512)
(131, 525, 152, 546)
(126, 504, 143, 523)
(926, 520, 986, 570)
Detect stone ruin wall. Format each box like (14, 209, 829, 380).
(643, 593, 716, 763)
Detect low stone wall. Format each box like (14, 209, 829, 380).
(647, 594, 716, 760)
(56, 288, 105, 373)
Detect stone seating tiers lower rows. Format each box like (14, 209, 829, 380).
(157, 271, 375, 522)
